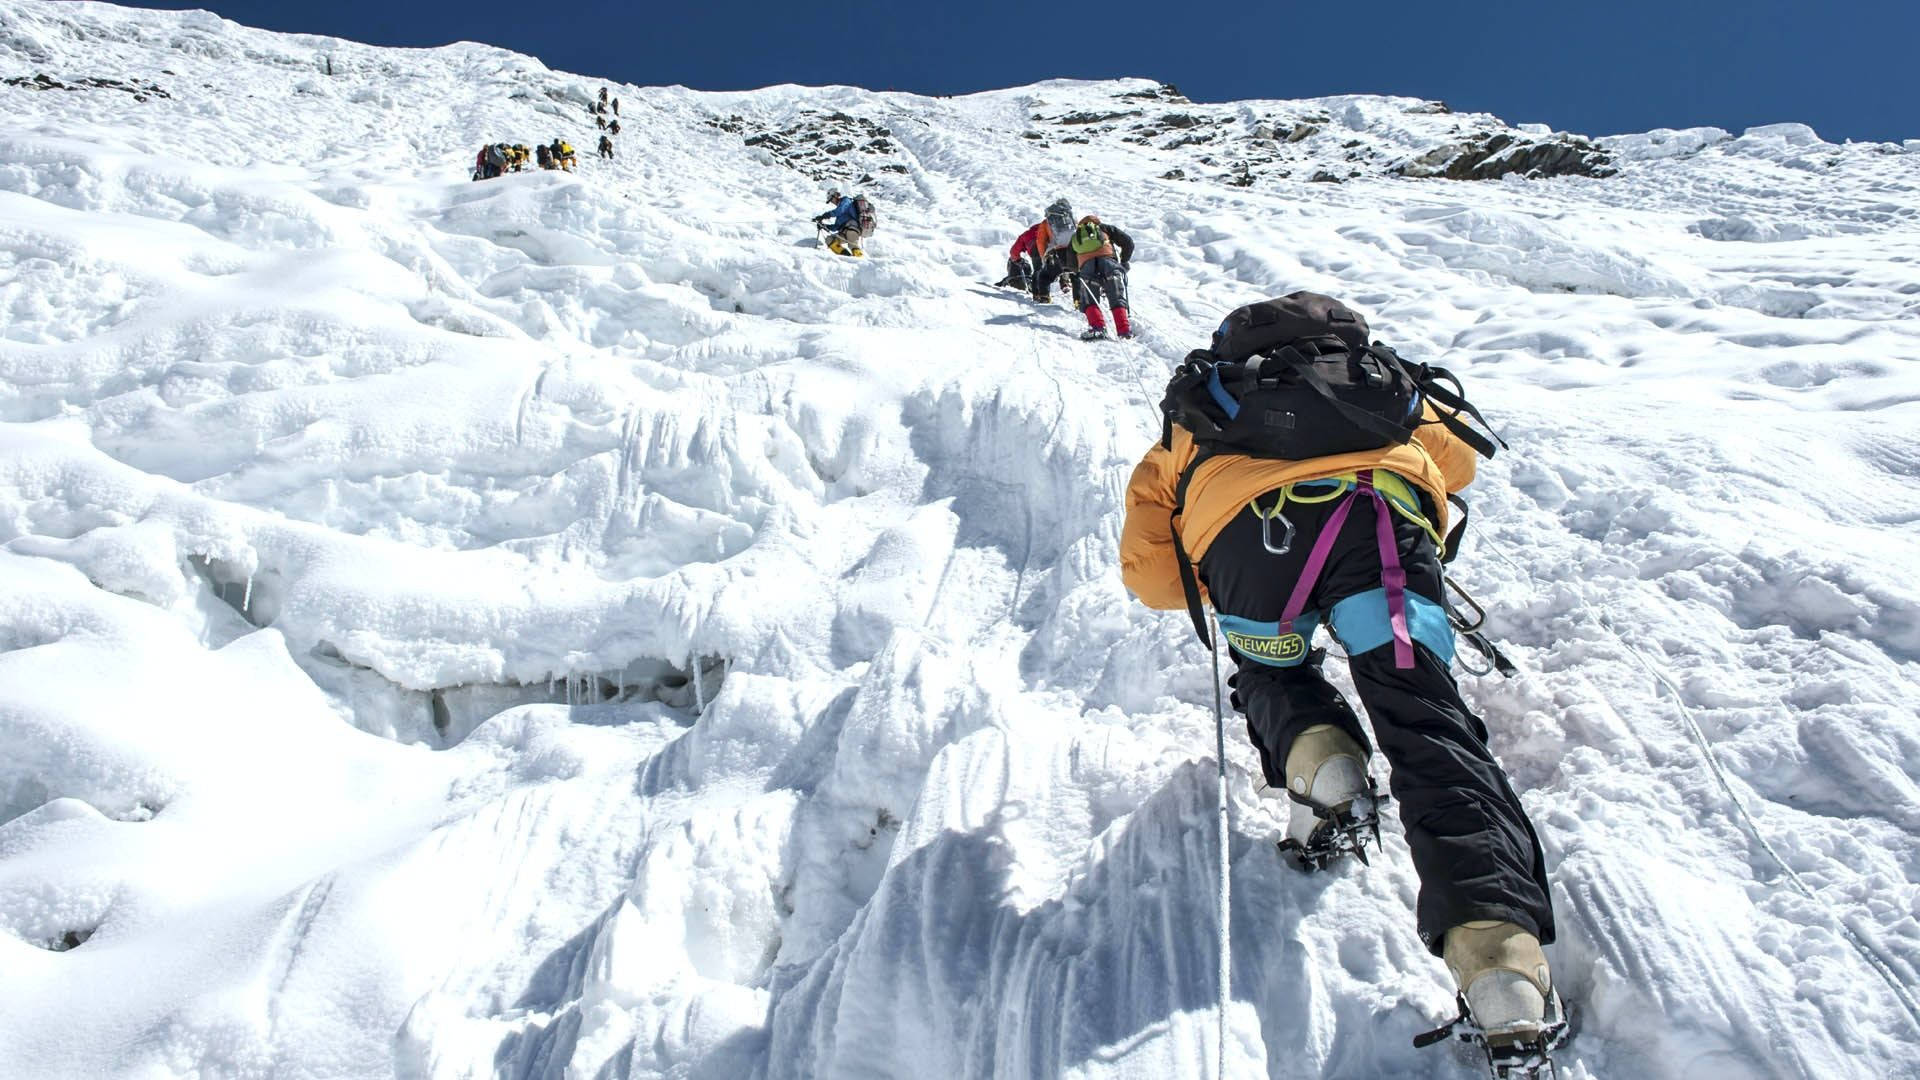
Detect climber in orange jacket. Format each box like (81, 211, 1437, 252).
(1121, 291, 1558, 1054)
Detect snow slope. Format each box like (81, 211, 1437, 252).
(2, 3, 1918, 1077)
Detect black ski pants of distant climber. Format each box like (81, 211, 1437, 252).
(1032, 249, 1092, 307)
(998, 254, 1035, 290)
(1078, 255, 1128, 311)
(1198, 491, 1556, 953)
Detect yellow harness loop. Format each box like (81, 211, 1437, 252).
(1247, 471, 1443, 547)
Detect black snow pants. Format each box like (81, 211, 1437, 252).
(1079, 256, 1129, 312)
(999, 255, 1035, 290)
(1198, 488, 1556, 953)
(1033, 248, 1091, 307)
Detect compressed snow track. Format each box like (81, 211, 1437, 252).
(2, 3, 1919, 1078)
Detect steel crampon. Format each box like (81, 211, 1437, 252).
(1414, 990, 1572, 1079)
(1275, 797, 1382, 871)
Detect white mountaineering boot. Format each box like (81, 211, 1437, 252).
(1279, 723, 1372, 852)
(1443, 921, 1553, 1046)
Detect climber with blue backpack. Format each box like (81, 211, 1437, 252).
(812, 187, 876, 257)
(1119, 292, 1564, 1071)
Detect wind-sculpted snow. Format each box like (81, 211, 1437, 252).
(3, 2, 1920, 1078)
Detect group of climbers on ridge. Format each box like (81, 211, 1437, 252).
(1000, 198, 1135, 339)
(593, 85, 619, 158)
(473, 139, 575, 179)
(472, 85, 621, 181)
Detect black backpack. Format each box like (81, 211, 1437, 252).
(1159, 292, 1505, 644)
(852, 195, 877, 236)
(1162, 292, 1501, 463)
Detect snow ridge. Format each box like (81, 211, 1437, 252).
(2, 2, 1919, 1078)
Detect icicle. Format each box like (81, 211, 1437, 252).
(692, 651, 706, 714)
(615, 669, 624, 702)
(241, 573, 253, 614)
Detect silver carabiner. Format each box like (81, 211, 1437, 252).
(1455, 638, 1495, 678)
(1259, 509, 1296, 556)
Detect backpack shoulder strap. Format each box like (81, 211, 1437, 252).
(1169, 447, 1215, 646)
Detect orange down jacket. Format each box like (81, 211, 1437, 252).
(1119, 414, 1481, 611)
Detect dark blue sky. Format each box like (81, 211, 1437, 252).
(129, 0, 1916, 142)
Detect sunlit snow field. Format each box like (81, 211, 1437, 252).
(1, 3, 1918, 1078)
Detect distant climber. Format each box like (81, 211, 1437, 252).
(598, 86, 608, 106)
(536, 143, 552, 170)
(1065, 215, 1135, 340)
(1122, 292, 1559, 1066)
(552, 138, 576, 171)
(475, 142, 507, 180)
(611, 97, 619, 116)
(1027, 199, 1084, 306)
(609, 119, 621, 137)
(812, 188, 875, 257)
(995, 219, 1045, 290)
(596, 113, 607, 130)
(598, 134, 614, 160)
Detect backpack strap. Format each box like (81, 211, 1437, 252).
(1161, 350, 1220, 450)
(1170, 448, 1215, 646)
(1414, 366, 1507, 458)
(1441, 493, 1470, 564)
(1283, 345, 1425, 447)
(1288, 347, 1508, 461)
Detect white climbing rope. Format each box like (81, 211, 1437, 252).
(1208, 612, 1233, 1078)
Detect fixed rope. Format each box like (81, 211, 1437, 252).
(1208, 612, 1233, 1077)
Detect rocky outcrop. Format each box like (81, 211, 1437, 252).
(4, 72, 170, 101)
(1117, 82, 1188, 103)
(1054, 109, 1140, 126)
(714, 109, 908, 180)
(1394, 130, 1614, 180)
